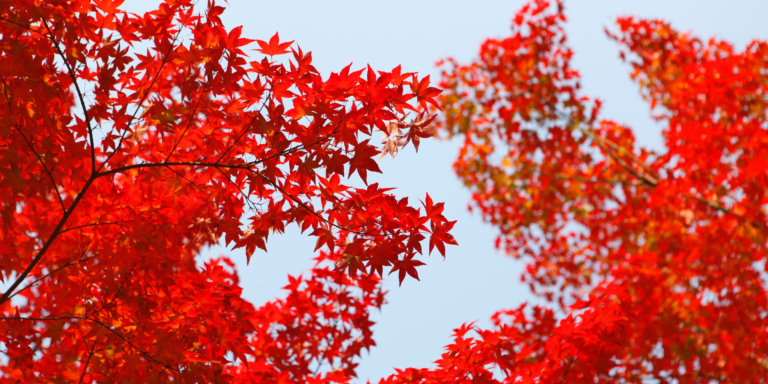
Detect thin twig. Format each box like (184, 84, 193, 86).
(60, 221, 130, 235)
(78, 337, 97, 384)
(164, 165, 206, 194)
(100, 161, 388, 237)
(557, 354, 578, 384)
(546, 101, 763, 229)
(9, 253, 98, 301)
(0, 177, 95, 305)
(0, 315, 179, 372)
(164, 82, 208, 162)
(1, 79, 67, 212)
(98, 7, 193, 173)
(214, 90, 272, 164)
(41, 18, 97, 175)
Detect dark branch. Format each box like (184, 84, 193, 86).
(41, 18, 97, 176)
(214, 89, 272, 164)
(165, 82, 208, 162)
(1, 78, 67, 213)
(78, 337, 97, 384)
(8, 252, 99, 301)
(60, 221, 130, 235)
(0, 177, 96, 306)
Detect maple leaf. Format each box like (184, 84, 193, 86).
(233, 226, 268, 265)
(379, 119, 407, 159)
(348, 140, 382, 184)
(255, 32, 294, 56)
(366, 249, 394, 277)
(409, 74, 442, 110)
(93, 0, 125, 14)
(389, 255, 426, 286)
(227, 26, 256, 50)
(421, 193, 446, 224)
(429, 219, 458, 257)
(405, 113, 437, 153)
(324, 148, 350, 177)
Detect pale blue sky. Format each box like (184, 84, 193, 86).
(125, 1, 768, 381)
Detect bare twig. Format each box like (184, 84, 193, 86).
(164, 165, 206, 194)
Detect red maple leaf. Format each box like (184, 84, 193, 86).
(429, 220, 458, 257)
(348, 140, 382, 184)
(255, 32, 294, 56)
(389, 255, 426, 285)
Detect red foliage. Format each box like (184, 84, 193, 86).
(3, 0, 767, 382)
(426, 0, 768, 382)
(0, 0, 453, 381)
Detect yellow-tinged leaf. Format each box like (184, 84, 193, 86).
(63, 370, 81, 380)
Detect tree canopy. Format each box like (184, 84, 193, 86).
(1, 0, 766, 383)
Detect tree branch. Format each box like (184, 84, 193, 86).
(556, 354, 578, 384)
(547, 103, 762, 229)
(0, 177, 95, 306)
(8, 251, 99, 301)
(164, 83, 208, 162)
(98, 7, 193, 173)
(214, 89, 272, 164)
(0, 312, 179, 373)
(11, 125, 68, 212)
(100, 161, 387, 237)
(0, 78, 67, 213)
(60, 221, 130, 235)
(78, 337, 97, 384)
(41, 18, 97, 176)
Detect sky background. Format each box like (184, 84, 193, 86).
(122, 1, 768, 381)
